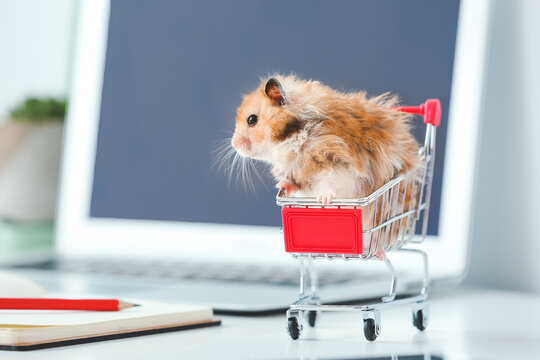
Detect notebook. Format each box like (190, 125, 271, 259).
(0, 300, 220, 351)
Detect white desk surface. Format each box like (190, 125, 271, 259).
(2, 286, 540, 359)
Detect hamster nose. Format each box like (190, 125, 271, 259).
(231, 136, 241, 149)
(232, 136, 251, 152)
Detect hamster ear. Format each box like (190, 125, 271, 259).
(264, 78, 287, 106)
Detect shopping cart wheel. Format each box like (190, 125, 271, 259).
(307, 311, 317, 327)
(287, 316, 301, 340)
(363, 318, 378, 341)
(413, 309, 426, 331)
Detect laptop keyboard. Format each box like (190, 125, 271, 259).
(50, 259, 372, 287)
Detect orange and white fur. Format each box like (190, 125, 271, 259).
(231, 75, 420, 250)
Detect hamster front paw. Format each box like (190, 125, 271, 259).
(317, 191, 336, 205)
(276, 181, 298, 197)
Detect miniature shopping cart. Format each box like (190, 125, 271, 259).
(276, 99, 441, 341)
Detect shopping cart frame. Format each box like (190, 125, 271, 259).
(276, 99, 441, 341)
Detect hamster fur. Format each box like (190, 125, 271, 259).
(231, 75, 421, 205)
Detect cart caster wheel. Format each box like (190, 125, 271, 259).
(307, 311, 317, 327)
(363, 318, 379, 341)
(287, 316, 301, 340)
(413, 309, 427, 331)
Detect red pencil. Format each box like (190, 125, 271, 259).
(0, 298, 139, 311)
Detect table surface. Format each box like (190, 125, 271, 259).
(2, 285, 540, 360)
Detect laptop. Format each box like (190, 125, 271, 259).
(15, 0, 490, 312)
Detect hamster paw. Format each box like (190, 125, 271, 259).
(317, 191, 336, 205)
(375, 248, 387, 261)
(276, 181, 298, 196)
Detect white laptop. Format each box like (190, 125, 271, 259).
(19, 0, 489, 312)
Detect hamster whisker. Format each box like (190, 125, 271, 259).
(229, 151, 241, 185)
(211, 139, 236, 174)
(212, 137, 268, 194)
(211, 139, 239, 189)
(246, 157, 267, 189)
(237, 155, 256, 193)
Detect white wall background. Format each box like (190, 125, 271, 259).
(465, 0, 540, 293)
(0, 0, 76, 121)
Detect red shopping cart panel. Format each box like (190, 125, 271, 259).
(282, 207, 363, 254)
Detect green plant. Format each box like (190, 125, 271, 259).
(10, 97, 67, 123)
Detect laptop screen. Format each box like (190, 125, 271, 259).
(90, 0, 460, 236)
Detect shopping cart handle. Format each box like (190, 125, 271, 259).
(393, 99, 441, 127)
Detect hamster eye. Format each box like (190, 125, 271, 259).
(247, 114, 258, 127)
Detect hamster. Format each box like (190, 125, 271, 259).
(231, 75, 420, 205)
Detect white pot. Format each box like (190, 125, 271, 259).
(0, 120, 63, 222)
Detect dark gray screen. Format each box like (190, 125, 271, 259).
(90, 0, 460, 235)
